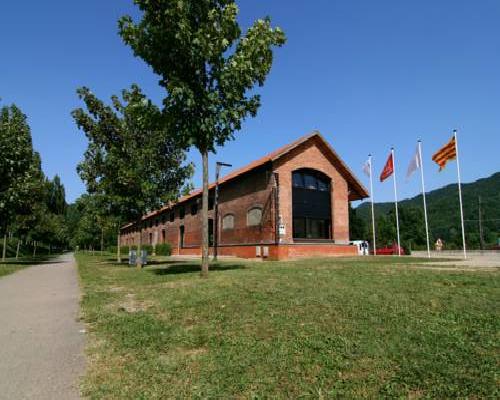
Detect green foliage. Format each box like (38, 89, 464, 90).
(119, 0, 286, 153)
(72, 85, 193, 226)
(0, 104, 42, 231)
(349, 202, 367, 239)
(47, 175, 66, 215)
(0, 103, 70, 252)
(118, 0, 285, 271)
(67, 195, 118, 250)
(357, 172, 500, 249)
(77, 254, 499, 398)
(155, 243, 172, 256)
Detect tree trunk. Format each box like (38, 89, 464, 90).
(201, 150, 209, 278)
(16, 239, 20, 260)
(136, 220, 143, 269)
(2, 232, 6, 262)
(100, 227, 104, 254)
(117, 231, 122, 263)
(33, 241, 37, 258)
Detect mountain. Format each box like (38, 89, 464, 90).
(354, 172, 500, 249)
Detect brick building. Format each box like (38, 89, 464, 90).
(120, 132, 368, 260)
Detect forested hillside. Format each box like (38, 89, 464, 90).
(353, 172, 500, 250)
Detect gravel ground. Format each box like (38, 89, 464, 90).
(0, 253, 85, 400)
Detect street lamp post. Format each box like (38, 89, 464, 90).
(213, 161, 232, 262)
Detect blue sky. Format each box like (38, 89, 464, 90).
(1, 0, 499, 204)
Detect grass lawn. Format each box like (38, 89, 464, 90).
(77, 254, 499, 399)
(0, 256, 53, 278)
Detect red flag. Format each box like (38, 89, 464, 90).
(380, 153, 394, 182)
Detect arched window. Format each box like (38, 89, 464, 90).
(292, 169, 332, 240)
(222, 214, 235, 230)
(247, 207, 262, 226)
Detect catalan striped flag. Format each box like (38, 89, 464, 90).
(432, 136, 457, 171)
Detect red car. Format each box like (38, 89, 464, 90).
(372, 244, 406, 256)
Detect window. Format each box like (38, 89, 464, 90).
(179, 207, 185, 219)
(222, 214, 234, 230)
(292, 172, 304, 188)
(292, 169, 332, 240)
(191, 203, 198, 215)
(247, 207, 262, 226)
(161, 229, 166, 243)
(155, 218, 159, 227)
(292, 170, 330, 192)
(179, 226, 185, 248)
(208, 194, 215, 210)
(169, 212, 175, 222)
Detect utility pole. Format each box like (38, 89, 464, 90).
(213, 162, 232, 262)
(478, 196, 485, 251)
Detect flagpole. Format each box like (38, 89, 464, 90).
(368, 155, 377, 255)
(391, 148, 402, 256)
(454, 130, 467, 259)
(418, 140, 431, 258)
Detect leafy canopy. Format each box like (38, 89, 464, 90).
(72, 85, 193, 223)
(119, 0, 286, 152)
(0, 104, 44, 230)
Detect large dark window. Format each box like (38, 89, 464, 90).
(292, 169, 332, 240)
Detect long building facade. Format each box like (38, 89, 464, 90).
(120, 132, 368, 260)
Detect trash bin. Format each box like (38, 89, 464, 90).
(140, 250, 148, 265)
(129, 250, 137, 266)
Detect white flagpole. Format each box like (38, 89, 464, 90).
(454, 129, 467, 259)
(391, 148, 402, 256)
(418, 140, 431, 258)
(368, 155, 377, 255)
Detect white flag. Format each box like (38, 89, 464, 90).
(363, 158, 371, 177)
(406, 146, 421, 180)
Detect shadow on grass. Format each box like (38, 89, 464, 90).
(0, 257, 64, 265)
(148, 262, 247, 276)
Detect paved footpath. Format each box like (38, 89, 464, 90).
(0, 253, 85, 399)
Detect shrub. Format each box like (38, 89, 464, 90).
(155, 243, 172, 256)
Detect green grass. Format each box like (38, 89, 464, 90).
(0, 256, 54, 278)
(77, 255, 499, 399)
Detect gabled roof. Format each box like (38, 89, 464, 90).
(123, 131, 368, 228)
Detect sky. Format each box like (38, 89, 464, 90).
(1, 0, 499, 205)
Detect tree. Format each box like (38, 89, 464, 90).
(0, 104, 43, 260)
(47, 175, 67, 215)
(349, 203, 367, 240)
(72, 85, 192, 264)
(119, 0, 286, 276)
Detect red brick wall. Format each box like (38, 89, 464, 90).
(121, 166, 278, 250)
(172, 243, 357, 260)
(273, 136, 350, 244)
(120, 136, 352, 252)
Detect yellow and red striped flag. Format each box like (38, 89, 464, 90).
(432, 136, 457, 171)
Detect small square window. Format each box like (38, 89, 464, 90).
(222, 214, 234, 230)
(179, 207, 185, 219)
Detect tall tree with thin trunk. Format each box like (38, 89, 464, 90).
(72, 85, 193, 265)
(0, 104, 43, 261)
(119, 0, 285, 276)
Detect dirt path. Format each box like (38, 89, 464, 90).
(0, 253, 85, 399)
